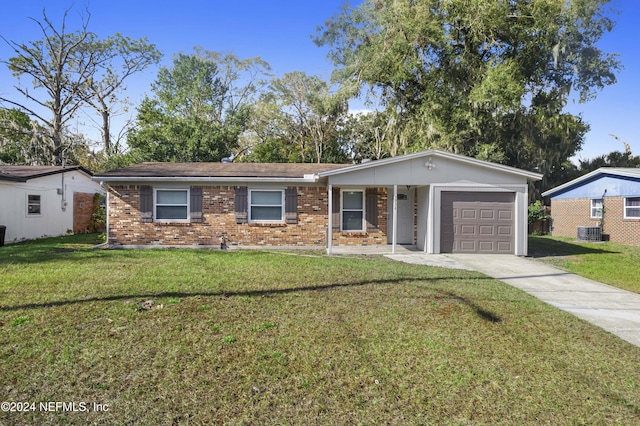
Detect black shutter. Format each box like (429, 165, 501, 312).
(366, 188, 378, 232)
(285, 188, 298, 224)
(235, 186, 248, 224)
(332, 187, 340, 231)
(190, 187, 203, 223)
(140, 185, 153, 223)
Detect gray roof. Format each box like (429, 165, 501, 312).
(0, 165, 92, 182)
(95, 162, 349, 180)
(542, 167, 640, 197)
(318, 149, 543, 181)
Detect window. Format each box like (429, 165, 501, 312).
(625, 197, 640, 219)
(342, 190, 364, 231)
(155, 189, 189, 221)
(27, 194, 41, 215)
(249, 190, 283, 222)
(590, 199, 603, 219)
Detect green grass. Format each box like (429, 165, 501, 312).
(1, 234, 640, 424)
(529, 235, 640, 294)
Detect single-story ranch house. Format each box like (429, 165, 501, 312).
(0, 165, 103, 244)
(94, 150, 542, 255)
(542, 168, 640, 245)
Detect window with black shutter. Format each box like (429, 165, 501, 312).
(140, 186, 153, 223)
(366, 188, 378, 231)
(190, 187, 203, 223)
(235, 187, 248, 224)
(285, 188, 298, 224)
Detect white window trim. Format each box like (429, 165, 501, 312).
(341, 189, 366, 232)
(26, 194, 42, 217)
(624, 196, 640, 219)
(590, 198, 603, 219)
(154, 188, 190, 222)
(249, 189, 285, 223)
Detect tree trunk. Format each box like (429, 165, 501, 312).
(101, 109, 111, 153)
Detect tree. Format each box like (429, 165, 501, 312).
(258, 71, 348, 163)
(81, 34, 162, 154)
(315, 0, 621, 177)
(577, 135, 640, 172)
(0, 108, 44, 164)
(0, 107, 90, 166)
(0, 8, 97, 165)
(128, 51, 270, 162)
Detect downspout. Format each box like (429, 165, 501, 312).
(60, 166, 67, 212)
(600, 189, 607, 235)
(327, 184, 333, 255)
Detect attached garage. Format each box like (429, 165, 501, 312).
(440, 192, 515, 254)
(317, 150, 542, 256)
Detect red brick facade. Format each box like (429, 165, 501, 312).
(73, 192, 97, 234)
(551, 197, 640, 245)
(108, 185, 391, 247)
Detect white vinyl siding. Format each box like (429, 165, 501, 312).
(155, 189, 189, 221)
(249, 190, 284, 223)
(624, 197, 640, 219)
(341, 190, 365, 231)
(590, 198, 603, 219)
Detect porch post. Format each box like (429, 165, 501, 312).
(327, 184, 333, 254)
(392, 184, 398, 254)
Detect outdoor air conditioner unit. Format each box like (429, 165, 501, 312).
(577, 226, 601, 242)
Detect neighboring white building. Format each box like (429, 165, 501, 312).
(0, 166, 103, 244)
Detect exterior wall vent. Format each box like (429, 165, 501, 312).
(577, 226, 601, 242)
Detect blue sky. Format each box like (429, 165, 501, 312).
(0, 0, 637, 162)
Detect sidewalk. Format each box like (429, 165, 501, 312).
(386, 253, 640, 348)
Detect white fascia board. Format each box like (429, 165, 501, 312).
(93, 176, 320, 184)
(318, 150, 542, 181)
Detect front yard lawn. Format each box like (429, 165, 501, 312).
(1, 235, 640, 424)
(529, 235, 640, 294)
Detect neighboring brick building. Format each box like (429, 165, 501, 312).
(543, 168, 640, 245)
(94, 150, 541, 255)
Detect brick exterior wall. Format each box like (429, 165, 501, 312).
(108, 185, 332, 247)
(108, 185, 395, 248)
(551, 197, 640, 245)
(73, 192, 97, 234)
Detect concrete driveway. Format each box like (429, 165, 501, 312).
(386, 253, 640, 348)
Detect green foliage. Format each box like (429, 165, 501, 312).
(128, 51, 269, 163)
(0, 108, 41, 164)
(528, 201, 550, 225)
(316, 0, 620, 178)
(12, 316, 30, 326)
(242, 72, 349, 164)
(89, 193, 106, 233)
(578, 150, 640, 172)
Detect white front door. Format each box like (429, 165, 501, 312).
(395, 189, 414, 244)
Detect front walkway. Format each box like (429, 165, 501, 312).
(387, 253, 640, 348)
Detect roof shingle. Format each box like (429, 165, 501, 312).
(96, 162, 350, 179)
(0, 166, 91, 182)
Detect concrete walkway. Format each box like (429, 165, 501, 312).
(386, 253, 640, 348)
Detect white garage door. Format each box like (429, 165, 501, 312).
(440, 192, 515, 254)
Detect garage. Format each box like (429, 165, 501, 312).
(440, 192, 515, 254)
